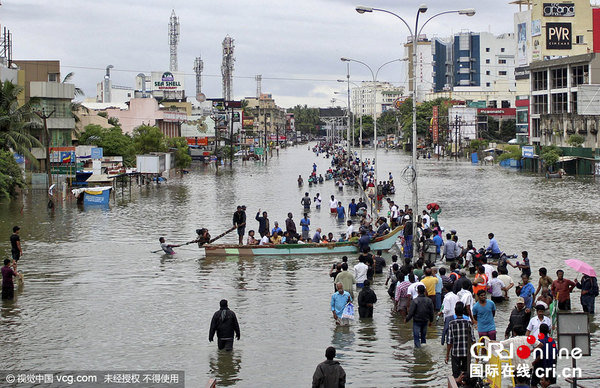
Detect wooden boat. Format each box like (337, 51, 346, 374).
(203, 226, 403, 257)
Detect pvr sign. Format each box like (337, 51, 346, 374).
(547, 22, 572, 49)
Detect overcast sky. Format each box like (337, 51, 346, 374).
(2, 0, 517, 108)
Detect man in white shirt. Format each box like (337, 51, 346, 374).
(389, 201, 399, 228)
(259, 234, 270, 245)
(346, 220, 354, 237)
(422, 211, 430, 229)
(353, 258, 368, 288)
(488, 271, 506, 303)
(483, 262, 495, 281)
(497, 268, 514, 298)
(407, 280, 426, 299)
(457, 282, 474, 320)
(526, 303, 552, 337)
(329, 195, 338, 214)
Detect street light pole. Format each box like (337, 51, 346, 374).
(346, 62, 351, 167)
(356, 4, 475, 260)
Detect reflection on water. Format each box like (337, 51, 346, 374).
(0, 145, 599, 386)
(208, 350, 242, 387)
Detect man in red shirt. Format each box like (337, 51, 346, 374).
(551, 270, 576, 310)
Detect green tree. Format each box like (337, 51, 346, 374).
(132, 125, 166, 154)
(288, 105, 322, 134)
(540, 144, 562, 171)
(0, 149, 26, 199)
(497, 145, 522, 162)
(166, 137, 192, 172)
(78, 124, 135, 166)
(567, 133, 585, 147)
(0, 81, 43, 163)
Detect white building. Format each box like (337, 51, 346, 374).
(405, 37, 434, 102)
(431, 31, 517, 108)
(351, 81, 405, 118)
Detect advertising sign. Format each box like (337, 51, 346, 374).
(517, 22, 528, 66)
(91, 147, 103, 160)
(163, 111, 187, 123)
(60, 151, 76, 164)
(186, 137, 208, 146)
(547, 23, 572, 49)
(432, 106, 439, 143)
(232, 112, 240, 122)
(13, 153, 24, 164)
(522, 146, 535, 158)
(543, 3, 575, 17)
(532, 19, 542, 36)
(151, 71, 185, 91)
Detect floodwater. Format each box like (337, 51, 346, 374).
(1, 144, 600, 387)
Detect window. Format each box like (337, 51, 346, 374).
(571, 65, 589, 87)
(486, 48, 490, 52)
(551, 67, 567, 89)
(486, 71, 490, 75)
(48, 73, 59, 82)
(486, 59, 490, 64)
(551, 92, 568, 113)
(533, 94, 548, 114)
(499, 71, 507, 76)
(576, 35, 585, 44)
(533, 71, 548, 91)
(486, 82, 491, 87)
(501, 100, 511, 108)
(532, 118, 541, 138)
(499, 59, 507, 64)
(501, 48, 505, 52)
(488, 101, 497, 108)
(571, 92, 577, 113)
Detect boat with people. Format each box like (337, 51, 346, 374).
(203, 226, 403, 257)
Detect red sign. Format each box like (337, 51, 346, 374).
(269, 135, 287, 141)
(432, 106, 439, 143)
(186, 137, 208, 146)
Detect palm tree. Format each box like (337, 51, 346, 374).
(0, 81, 43, 163)
(62, 72, 85, 98)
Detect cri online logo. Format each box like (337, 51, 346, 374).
(470, 333, 582, 362)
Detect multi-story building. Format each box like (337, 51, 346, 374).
(430, 32, 516, 108)
(529, 53, 600, 148)
(512, 0, 600, 145)
(244, 93, 286, 136)
(350, 82, 405, 118)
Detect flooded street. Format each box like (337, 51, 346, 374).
(1, 144, 600, 387)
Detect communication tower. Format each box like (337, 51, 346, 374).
(168, 10, 180, 72)
(221, 36, 235, 100)
(255, 75, 262, 98)
(194, 56, 204, 102)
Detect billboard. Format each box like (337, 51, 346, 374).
(517, 23, 528, 66)
(150, 71, 185, 91)
(543, 3, 575, 17)
(532, 20, 542, 36)
(432, 105, 439, 143)
(547, 23, 572, 49)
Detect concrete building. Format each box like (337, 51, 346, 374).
(430, 32, 516, 108)
(12, 60, 61, 102)
(350, 82, 405, 118)
(244, 94, 286, 136)
(529, 53, 600, 148)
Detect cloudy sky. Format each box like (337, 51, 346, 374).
(3, 0, 517, 108)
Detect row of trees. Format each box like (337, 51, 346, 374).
(78, 123, 191, 171)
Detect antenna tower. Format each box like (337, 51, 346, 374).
(255, 75, 262, 98)
(168, 10, 180, 72)
(221, 36, 235, 100)
(194, 56, 204, 100)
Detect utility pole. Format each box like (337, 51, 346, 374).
(229, 106, 234, 168)
(35, 109, 55, 187)
(454, 115, 459, 162)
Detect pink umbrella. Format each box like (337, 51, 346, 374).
(565, 259, 597, 277)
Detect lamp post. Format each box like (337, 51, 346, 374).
(340, 57, 408, 197)
(356, 4, 475, 259)
(338, 79, 363, 174)
(333, 92, 351, 162)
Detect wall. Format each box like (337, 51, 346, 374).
(105, 98, 163, 135)
(12, 60, 60, 101)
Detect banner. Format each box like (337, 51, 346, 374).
(432, 106, 439, 143)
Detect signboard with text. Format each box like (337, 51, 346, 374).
(150, 71, 185, 91)
(543, 3, 575, 17)
(547, 23, 572, 49)
(522, 146, 535, 158)
(91, 147, 103, 160)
